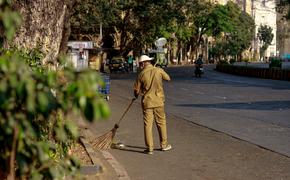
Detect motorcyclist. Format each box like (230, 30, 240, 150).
(194, 54, 204, 77)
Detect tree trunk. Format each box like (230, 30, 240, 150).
(8, 0, 77, 65)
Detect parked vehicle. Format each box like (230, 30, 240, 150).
(108, 57, 129, 73)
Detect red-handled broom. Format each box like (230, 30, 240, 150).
(92, 98, 136, 150)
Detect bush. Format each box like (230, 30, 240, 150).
(0, 50, 110, 179)
(269, 57, 282, 68)
(0, 2, 111, 178)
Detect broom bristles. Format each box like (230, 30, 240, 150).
(92, 128, 117, 150)
(92, 99, 134, 150)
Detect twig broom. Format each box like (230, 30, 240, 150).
(92, 98, 136, 150)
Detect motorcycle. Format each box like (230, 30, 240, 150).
(194, 64, 203, 77)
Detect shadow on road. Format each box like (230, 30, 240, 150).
(175, 100, 290, 111)
(112, 145, 146, 154)
(112, 144, 164, 154)
(166, 66, 290, 90)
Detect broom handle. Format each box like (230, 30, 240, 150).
(115, 98, 136, 127)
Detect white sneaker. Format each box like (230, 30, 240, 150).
(162, 144, 172, 151)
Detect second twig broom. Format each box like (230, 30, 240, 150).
(92, 98, 136, 150)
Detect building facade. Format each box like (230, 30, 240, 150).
(252, 0, 277, 59)
(214, 0, 278, 60)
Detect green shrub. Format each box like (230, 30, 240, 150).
(0, 51, 110, 179)
(269, 57, 282, 68)
(0, 1, 110, 179)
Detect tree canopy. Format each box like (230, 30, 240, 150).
(210, 2, 255, 60)
(258, 25, 274, 59)
(70, 0, 255, 62)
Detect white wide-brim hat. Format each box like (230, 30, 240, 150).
(139, 55, 154, 62)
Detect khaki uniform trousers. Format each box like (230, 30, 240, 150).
(143, 106, 168, 151)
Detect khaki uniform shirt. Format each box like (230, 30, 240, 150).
(134, 64, 170, 109)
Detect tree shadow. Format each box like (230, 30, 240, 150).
(166, 66, 290, 90)
(176, 100, 290, 111)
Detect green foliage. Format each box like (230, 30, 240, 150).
(71, 0, 117, 31)
(211, 40, 227, 59)
(0, 0, 22, 41)
(71, 0, 199, 55)
(197, 3, 233, 37)
(70, 0, 256, 61)
(211, 2, 255, 60)
(4, 47, 45, 73)
(269, 57, 282, 68)
(0, 1, 110, 179)
(0, 50, 110, 179)
(258, 25, 274, 47)
(258, 25, 274, 59)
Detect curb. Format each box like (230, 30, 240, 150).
(79, 136, 104, 170)
(79, 127, 130, 180)
(78, 130, 104, 178)
(101, 151, 130, 180)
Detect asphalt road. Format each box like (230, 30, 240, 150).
(106, 65, 290, 157)
(90, 65, 290, 180)
(165, 65, 290, 157)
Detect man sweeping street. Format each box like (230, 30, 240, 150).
(133, 55, 172, 155)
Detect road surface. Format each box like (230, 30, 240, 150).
(90, 65, 290, 180)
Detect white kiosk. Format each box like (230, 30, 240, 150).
(148, 37, 168, 67)
(67, 41, 94, 71)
